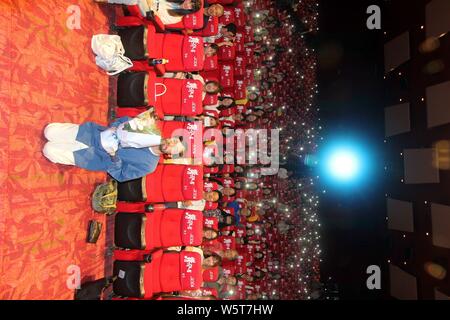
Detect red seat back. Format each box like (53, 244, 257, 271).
(203, 216, 219, 230)
(219, 7, 235, 25)
(203, 266, 219, 282)
(234, 56, 246, 76)
(203, 55, 218, 71)
(159, 252, 182, 292)
(218, 45, 236, 61)
(203, 93, 218, 106)
(219, 63, 234, 88)
(162, 35, 204, 72)
(180, 210, 203, 246)
(234, 31, 245, 52)
(233, 78, 247, 100)
(233, 5, 245, 27)
(155, 79, 203, 117)
(145, 165, 203, 203)
(180, 251, 203, 291)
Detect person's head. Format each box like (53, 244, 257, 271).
(168, 0, 202, 16)
(204, 43, 219, 57)
(203, 227, 219, 241)
(270, 272, 281, 280)
(224, 153, 234, 164)
(246, 114, 259, 123)
(203, 253, 222, 268)
(241, 208, 251, 217)
(263, 188, 272, 195)
(221, 23, 237, 37)
(246, 229, 255, 236)
(254, 270, 266, 279)
(223, 249, 239, 261)
(205, 80, 222, 94)
(247, 92, 259, 102)
(222, 187, 236, 196)
(254, 251, 265, 260)
(264, 221, 273, 229)
(203, 115, 218, 128)
(234, 113, 244, 121)
(220, 97, 235, 107)
(244, 182, 258, 190)
(234, 165, 244, 173)
(204, 190, 221, 202)
(225, 276, 237, 286)
(247, 293, 261, 300)
(180, 0, 201, 11)
(221, 214, 236, 226)
(160, 137, 187, 155)
(206, 4, 224, 17)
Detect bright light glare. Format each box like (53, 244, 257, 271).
(327, 150, 360, 180)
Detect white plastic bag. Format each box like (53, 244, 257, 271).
(91, 34, 133, 76)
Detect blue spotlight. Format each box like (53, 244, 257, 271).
(327, 150, 360, 180)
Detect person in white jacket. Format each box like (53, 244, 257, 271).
(95, 0, 202, 25)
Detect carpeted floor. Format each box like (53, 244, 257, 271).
(0, 0, 115, 299)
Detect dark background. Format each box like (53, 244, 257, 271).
(315, 0, 388, 299)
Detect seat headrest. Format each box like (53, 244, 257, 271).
(180, 251, 203, 290)
(181, 210, 203, 246)
(182, 36, 205, 72)
(182, 166, 204, 200)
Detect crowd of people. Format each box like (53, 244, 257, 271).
(49, 0, 322, 300)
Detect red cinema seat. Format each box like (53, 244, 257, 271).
(113, 250, 202, 298)
(193, 16, 219, 37)
(219, 63, 234, 89)
(143, 165, 204, 203)
(219, 7, 235, 25)
(154, 78, 204, 118)
(204, 55, 218, 71)
(221, 262, 236, 278)
(204, 166, 219, 174)
(234, 56, 247, 76)
(233, 5, 245, 27)
(203, 93, 218, 106)
(218, 45, 236, 61)
(116, 73, 203, 118)
(243, 25, 254, 43)
(233, 78, 247, 100)
(118, 26, 204, 73)
(203, 216, 219, 230)
(219, 235, 236, 251)
(234, 31, 245, 52)
(203, 266, 220, 282)
(114, 209, 203, 250)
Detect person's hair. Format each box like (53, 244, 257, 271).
(209, 4, 224, 17)
(212, 190, 222, 202)
(224, 23, 237, 36)
(167, 0, 202, 16)
(254, 269, 266, 280)
(203, 227, 219, 240)
(247, 92, 259, 102)
(209, 43, 219, 55)
(220, 214, 236, 226)
(204, 252, 222, 268)
(223, 249, 239, 261)
(205, 80, 222, 94)
(254, 251, 265, 261)
(203, 115, 218, 128)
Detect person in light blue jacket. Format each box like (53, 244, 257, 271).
(42, 116, 185, 182)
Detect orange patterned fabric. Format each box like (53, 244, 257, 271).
(0, 0, 115, 299)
